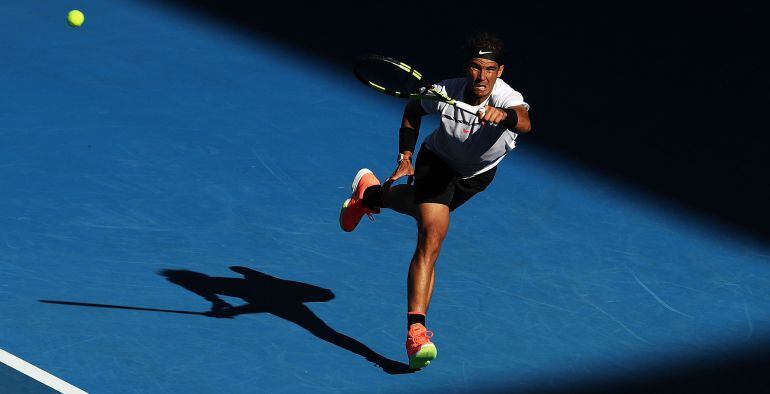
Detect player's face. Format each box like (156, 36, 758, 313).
(466, 58, 504, 99)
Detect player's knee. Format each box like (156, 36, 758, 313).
(418, 225, 446, 249)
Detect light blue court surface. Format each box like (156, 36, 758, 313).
(2, 1, 770, 393)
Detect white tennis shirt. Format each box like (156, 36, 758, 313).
(421, 78, 529, 177)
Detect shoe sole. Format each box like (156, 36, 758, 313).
(351, 168, 373, 194)
(408, 343, 437, 370)
(339, 198, 352, 232)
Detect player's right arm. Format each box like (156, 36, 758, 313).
(388, 100, 428, 184)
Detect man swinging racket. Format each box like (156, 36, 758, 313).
(340, 31, 532, 370)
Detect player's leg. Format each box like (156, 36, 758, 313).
(408, 202, 449, 313)
(404, 166, 497, 369)
(426, 266, 436, 308)
(396, 146, 455, 368)
(405, 202, 449, 369)
(339, 170, 419, 231)
(380, 183, 418, 219)
(339, 144, 442, 230)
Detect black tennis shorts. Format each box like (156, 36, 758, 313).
(413, 144, 496, 211)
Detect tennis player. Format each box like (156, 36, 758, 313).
(340, 32, 531, 369)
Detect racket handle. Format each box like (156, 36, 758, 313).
(454, 101, 485, 117)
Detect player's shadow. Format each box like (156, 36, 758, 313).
(41, 266, 412, 375)
(168, 266, 414, 374)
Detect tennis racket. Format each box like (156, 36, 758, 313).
(353, 55, 486, 117)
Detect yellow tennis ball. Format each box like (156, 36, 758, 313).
(67, 10, 85, 27)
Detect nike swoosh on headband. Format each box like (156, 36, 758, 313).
(478, 50, 494, 55)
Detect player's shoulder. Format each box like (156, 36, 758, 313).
(492, 78, 518, 96)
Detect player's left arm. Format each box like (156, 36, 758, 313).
(480, 105, 532, 133)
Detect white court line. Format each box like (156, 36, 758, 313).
(0, 348, 87, 394)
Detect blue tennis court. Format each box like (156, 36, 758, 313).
(2, 1, 769, 393)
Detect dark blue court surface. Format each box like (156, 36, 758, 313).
(0, 362, 56, 393)
(2, 1, 770, 393)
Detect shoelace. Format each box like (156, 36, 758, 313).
(408, 328, 434, 346)
(364, 207, 380, 222)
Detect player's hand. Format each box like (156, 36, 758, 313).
(388, 158, 415, 185)
(478, 106, 507, 127)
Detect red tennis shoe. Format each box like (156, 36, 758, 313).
(406, 323, 437, 370)
(339, 168, 381, 232)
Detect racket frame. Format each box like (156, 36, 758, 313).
(354, 55, 485, 117)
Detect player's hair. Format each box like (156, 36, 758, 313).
(463, 31, 505, 64)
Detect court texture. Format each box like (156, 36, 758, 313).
(2, 1, 769, 393)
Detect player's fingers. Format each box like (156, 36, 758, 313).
(486, 109, 501, 124)
(484, 109, 505, 126)
(389, 168, 403, 181)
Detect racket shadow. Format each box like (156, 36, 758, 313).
(40, 266, 413, 375)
